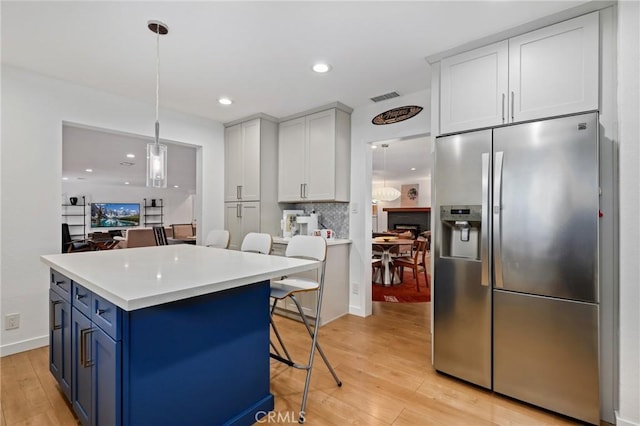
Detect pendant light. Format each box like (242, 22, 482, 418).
(146, 20, 168, 188)
(372, 144, 401, 202)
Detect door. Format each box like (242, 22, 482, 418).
(225, 202, 260, 250)
(224, 124, 243, 201)
(241, 119, 261, 201)
(306, 109, 336, 200)
(509, 12, 599, 122)
(49, 290, 72, 400)
(493, 291, 599, 424)
(278, 117, 306, 201)
(433, 129, 492, 388)
(440, 40, 509, 133)
(493, 112, 599, 302)
(72, 308, 93, 425)
(93, 328, 121, 426)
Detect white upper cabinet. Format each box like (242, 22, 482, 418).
(439, 12, 599, 134)
(224, 119, 261, 202)
(509, 12, 599, 123)
(278, 107, 350, 202)
(278, 117, 307, 201)
(441, 41, 509, 133)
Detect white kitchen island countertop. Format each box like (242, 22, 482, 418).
(272, 236, 351, 246)
(41, 244, 319, 311)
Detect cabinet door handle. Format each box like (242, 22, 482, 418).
(510, 91, 515, 121)
(236, 185, 240, 199)
(50, 300, 62, 331)
(304, 184, 308, 198)
(501, 93, 505, 123)
(237, 204, 241, 218)
(95, 308, 106, 316)
(239, 185, 242, 199)
(55, 280, 65, 287)
(300, 184, 304, 199)
(80, 327, 96, 368)
(75, 293, 86, 300)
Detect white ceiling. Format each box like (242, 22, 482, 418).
(372, 136, 431, 183)
(3, 1, 587, 186)
(63, 125, 197, 192)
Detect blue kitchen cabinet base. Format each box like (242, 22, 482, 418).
(49, 289, 72, 400)
(122, 281, 274, 425)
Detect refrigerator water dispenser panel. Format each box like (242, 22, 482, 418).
(440, 205, 482, 260)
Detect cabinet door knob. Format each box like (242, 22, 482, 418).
(502, 93, 506, 123)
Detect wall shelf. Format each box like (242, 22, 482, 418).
(143, 198, 164, 227)
(61, 195, 87, 239)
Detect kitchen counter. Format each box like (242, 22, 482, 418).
(41, 244, 319, 311)
(42, 245, 319, 425)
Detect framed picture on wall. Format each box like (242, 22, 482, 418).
(401, 184, 419, 207)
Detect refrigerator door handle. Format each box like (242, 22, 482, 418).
(493, 151, 504, 288)
(481, 153, 490, 286)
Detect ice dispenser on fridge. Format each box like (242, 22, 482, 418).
(439, 205, 482, 260)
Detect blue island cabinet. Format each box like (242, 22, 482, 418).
(49, 268, 274, 426)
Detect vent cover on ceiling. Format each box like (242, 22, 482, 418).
(370, 91, 400, 102)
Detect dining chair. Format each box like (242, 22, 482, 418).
(172, 223, 195, 239)
(240, 232, 272, 254)
(152, 226, 168, 246)
(269, 235, 342, 423)
(394, 238, 429, 291)
(61, 223, 94, 253)
(205, 229, 230, 248)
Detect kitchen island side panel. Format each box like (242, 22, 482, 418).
(122, 281, 273, 426)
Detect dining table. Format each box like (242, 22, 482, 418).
(372, 238, 414, 286)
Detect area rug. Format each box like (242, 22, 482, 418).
(372, 270, 431, 303)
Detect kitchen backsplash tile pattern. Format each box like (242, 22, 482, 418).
(290, 203, 349, 239)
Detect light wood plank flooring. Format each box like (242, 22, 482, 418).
(1, 302, 580, 425)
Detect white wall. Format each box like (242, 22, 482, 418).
(0, 66, 223, 355)
(616, 2, 640, 425)
(62, 182, 194, 229)
(349, 89, 430, 317)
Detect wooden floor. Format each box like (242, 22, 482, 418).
(1, 302, 580, 425)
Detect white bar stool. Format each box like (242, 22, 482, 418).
(269, 235, 342, 423)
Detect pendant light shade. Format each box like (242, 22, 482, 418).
(146, 20, 168, 188)
(372, 144, 400, 202)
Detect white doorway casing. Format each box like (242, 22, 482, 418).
(348, 89, 431, 317)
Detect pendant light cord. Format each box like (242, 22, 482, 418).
(155, 26, 160, 145)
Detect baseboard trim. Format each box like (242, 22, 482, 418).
(0, 335, 48, 357)
(616, 410, 640, 426)
(348, 304, 366, 317)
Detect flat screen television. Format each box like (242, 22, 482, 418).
(91, 203, 140, 228)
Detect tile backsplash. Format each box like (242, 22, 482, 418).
(284, 203, 349, 239)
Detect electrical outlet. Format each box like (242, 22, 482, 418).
(352, 283, 359, 295)
(5, 313, 20, 330)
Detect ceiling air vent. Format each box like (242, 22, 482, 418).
(370, 91, 400, 102)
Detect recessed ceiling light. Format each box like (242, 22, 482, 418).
(126, 153, 135, 158)
(120, 162, 135, 166)
(124, 182, 130, 185)
(371, 145, 377, 149)
(173, 185, 179, 188)
(312, 63, 331, 73)
(410, 167, 416, 171)
(85, 168, 93, 173)
(62, 177, 69, 180)
(219, 98, 232, 105)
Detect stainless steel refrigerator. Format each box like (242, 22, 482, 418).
(433, 112, 599, 425)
